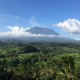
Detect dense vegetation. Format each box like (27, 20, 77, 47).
(0, 42, 80, 80)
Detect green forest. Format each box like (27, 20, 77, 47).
(0, 42, 80, 80)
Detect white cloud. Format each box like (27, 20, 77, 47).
(0, 26, 31, 37)
(0, 26, 61, 37)
(7, 26, 30, 32)
(54, 19, 80, 34)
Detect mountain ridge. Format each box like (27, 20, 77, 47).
(26, 26, 59, 35)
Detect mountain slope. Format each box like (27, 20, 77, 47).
(27, 27, 59, 35)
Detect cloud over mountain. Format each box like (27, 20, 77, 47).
(0, 26, 61, 37)
(54, 19, 80, 34)
(0, 26, 30, 37)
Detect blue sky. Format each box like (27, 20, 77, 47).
(0, 0, 80, 39)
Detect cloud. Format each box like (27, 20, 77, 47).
(0, 14, 43, 29)
(54, 19, 80, 34)
(0, 26, 31, 37)
(0, 26, 61, 37)
(0, 14, 26, 22)
(28, 16, 41, 27)
(7, 26, 30, 32)
(0, 14, 27, 27)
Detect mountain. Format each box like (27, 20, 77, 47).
(27, 27, 59, 35)
(0, 27, 77, 43)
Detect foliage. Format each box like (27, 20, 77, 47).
(0, 42, 80, 80)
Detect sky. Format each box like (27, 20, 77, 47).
(0, 0, 80, 39)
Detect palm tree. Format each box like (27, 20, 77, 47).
(55, 56, 76, 80)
